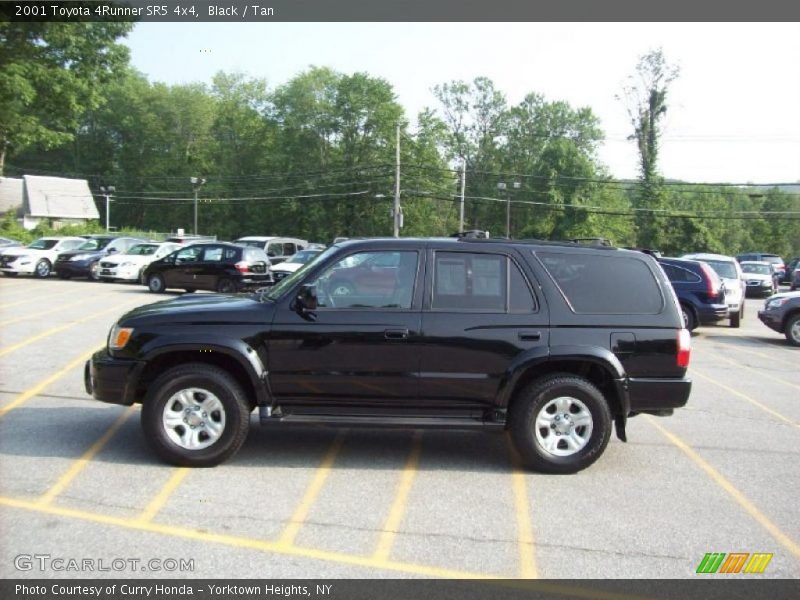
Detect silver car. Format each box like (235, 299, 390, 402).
(682, 253, 745, 328)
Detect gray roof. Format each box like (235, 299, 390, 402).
(0, 177, 23, 214)
(23, 175, 100, 220)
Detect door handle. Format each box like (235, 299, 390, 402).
(384, 328, 409, 340)
(518, 331, 542, 342)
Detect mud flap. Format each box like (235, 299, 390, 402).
(614, 414, 627, 442)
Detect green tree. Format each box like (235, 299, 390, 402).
(0, 22, 133, 175)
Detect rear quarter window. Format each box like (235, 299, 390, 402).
(536, 251, 664, 315)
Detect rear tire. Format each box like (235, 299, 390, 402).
(785, 314, 800, 347)
(184, 288, 196, 293)
(216, 278, 236, 294)
(681, 305, 697, 331)
(509, 374, 612, 474)
(141, 364, 251, 467)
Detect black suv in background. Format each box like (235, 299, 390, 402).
(54, 235, 145, 280)
(142, 242, 271, 293)
(658, 257, 728, 331)
(86, 238, 691, 474)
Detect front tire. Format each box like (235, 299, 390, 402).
(34, 259, 51, 278)
(509, 374, 612, 474)
(89, 261, 101, 281)
(785, 314, 800, 347)
(730, 309, 741, 328)
(141, 364, 251, 467)
(148, 273, 166, 293)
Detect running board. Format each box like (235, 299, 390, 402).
(258, 408, 505, 430)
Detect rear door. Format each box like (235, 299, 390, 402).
(417, 246, 548, 409)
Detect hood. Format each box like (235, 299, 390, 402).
(119, 293, 274, 326)
(272, 262, 303, 273)
(767, 291, 800, 301)
(2, 247, 50, 257)
(58, 249, 106, 260)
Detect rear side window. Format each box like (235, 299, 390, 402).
(432, 252, 536, 312)
(537, 251, 663, 315)
(661, 263, 702, 283)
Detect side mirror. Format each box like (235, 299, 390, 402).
(296, 284, 318, 312)
(107, 248, 118, 254)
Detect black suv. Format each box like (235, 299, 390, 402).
(85, 238, 691, 474)
(142, 242, 271, 293)
(657, 257, 728, 331)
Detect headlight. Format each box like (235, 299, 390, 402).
(108, 324, 134, 350)
(120, 262, 135, 268)
(766, 297, 788, 309)
(71, 254, 91, 261)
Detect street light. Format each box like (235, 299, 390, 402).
(497, 181, 521, 238)
(99, 185, 115, 232)
(190, 177, 206, 235)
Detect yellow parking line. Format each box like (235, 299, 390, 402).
(37, 407, 135, 506)
(278, 431, 346, 545)
(0, 293, 118, 327)
(0, 287, 73, 310)
(509, 441, 539, 579)
(0, 343, 104, 418)
(646, 416, 800, 560)
(691, 369, 799, 429)
(0, 299, 139, 357)
(713, 343, 797, 367)
(713, 352, 800, 393)
(373, 431, 422, 560)
(136, 468, 190, 523)
(0, 495, 659, 598)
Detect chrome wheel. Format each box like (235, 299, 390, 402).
(162, 388, 226, 450)
(89, 261, 101, 280)
(534, 396, 594, 457)
(35, 259, 51, 278)
(789, 318, 800, 344)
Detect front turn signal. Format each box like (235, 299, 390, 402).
(109, 325, 134, 350)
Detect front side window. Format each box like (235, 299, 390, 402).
(308, 250, 418, 309)
(175, 246, 202, 264)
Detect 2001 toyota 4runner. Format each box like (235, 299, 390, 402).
(85, 237, 692, 474)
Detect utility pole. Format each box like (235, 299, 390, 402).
(393, 123, 401, 237)
(459, 160, 466, 232)
(190, 177, 206, 235)
(99, 185, 115, 232)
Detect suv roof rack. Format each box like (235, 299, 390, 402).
(450, 230, 491, 239)
(456, 237, 619, 250)
(623, 247, 662, 258)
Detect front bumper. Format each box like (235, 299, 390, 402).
(85, 350, 143, 405)
(98, 264, 140, 281)
(56, 260, 93, 277)
(626, 377, 692, 412)
(758, 309, 783, 333)
(0, 260, 35, 274)
(745, 282, 774, 296)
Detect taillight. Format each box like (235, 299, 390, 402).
(235, 261, 250, 274)
(677, 329, 691, 368)
(699, 263, 719, 297)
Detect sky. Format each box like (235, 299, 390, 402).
(124, 22, 800, 185)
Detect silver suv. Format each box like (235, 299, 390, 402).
(758, 292, 800, 346)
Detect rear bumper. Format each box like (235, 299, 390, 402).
(697, 304, 729, 324)
(626, 377, 692, 412)
(84, 350, 143, 405)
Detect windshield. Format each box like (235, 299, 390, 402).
(28, 239, 59, 250)
(236, 240, 265, 248)
(127, 244, 158, 255)
(289, 250, 321, 264)
(77, 238, 111, 251)
(262, 246, 338, 301)
(703, 260, 738, 279)
(742, 263, 770, 275)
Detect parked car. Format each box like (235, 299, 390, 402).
(0, 236, 85, 278)
(164, 234, 217, 244)
(736, 252, 786, 281)
(758, 292, 800, 346)
(142, 242, 272, 294)
(234, 236, 309, 265)
(791, 263, 800, 291)
(784, 257, 799, 286)
(740, 261, 778, 297)
(682, 253, 745, 327)
(97, 242, 182, 283)
(0, 236, 22, 249)
(269, 248, 323, 283)
(54, 235, 144, 280)
(658, 257, 728, 331)
(86, 237, 692, 473)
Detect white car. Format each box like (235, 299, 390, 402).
(96, 242, 182, 282)
(740, 261, 778, 298)
(234, 236, 309, 265)
(0, 236, 85, 278)
(270, 248, 323, 283)
(682, 252, 745, 328)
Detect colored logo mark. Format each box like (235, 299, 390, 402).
(696, 552, 773, 574)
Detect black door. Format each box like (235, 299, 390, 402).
(417, 248, 549, 409)
(268, 249, 424, 407)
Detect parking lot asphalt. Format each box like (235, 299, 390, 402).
(0, 277, 798, 583)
